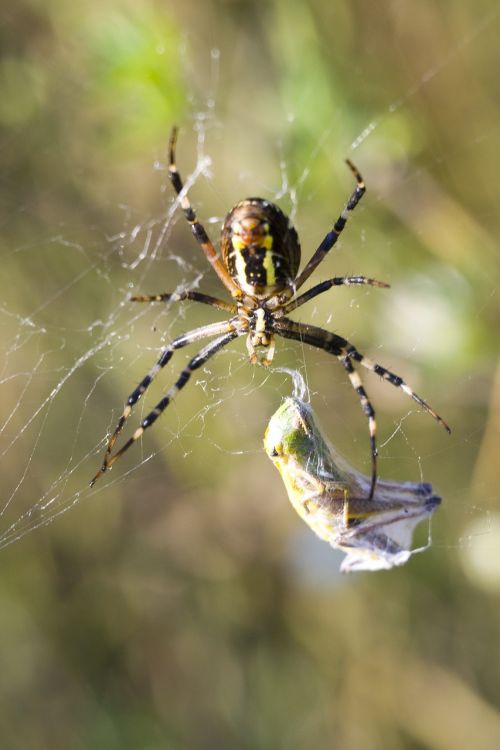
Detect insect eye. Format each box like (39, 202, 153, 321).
(271, 442, 283, 457)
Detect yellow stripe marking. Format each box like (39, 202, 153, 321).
(262, 248, 276, 286)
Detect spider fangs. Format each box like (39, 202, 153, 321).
(90, 127, 450, 495)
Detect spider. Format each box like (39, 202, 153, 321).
(90, 127, 450, 494)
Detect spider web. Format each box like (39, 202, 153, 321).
(0, 59, 310, 549)
(0, 7, 499, 594)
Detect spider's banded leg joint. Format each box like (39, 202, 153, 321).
(334, 217, 346, 233)
(347, 346, 451, 434)
(345, 158, 366, 188)
(344, 159, 366, 212)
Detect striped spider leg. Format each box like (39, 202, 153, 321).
(90, 317, 239, 486)
(168, 126, 243, 301)
(292, 158, 366, 292)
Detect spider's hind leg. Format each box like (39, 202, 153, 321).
(90, 320, 238, 486)
(338, 355, 378, 499)
(346, 346, 451, 434)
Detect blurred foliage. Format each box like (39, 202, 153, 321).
(1, 1, 500, 748)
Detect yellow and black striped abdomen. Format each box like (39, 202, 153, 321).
(221, 199, 301, 298)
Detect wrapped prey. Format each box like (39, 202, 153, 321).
(264, 398, 441, 572)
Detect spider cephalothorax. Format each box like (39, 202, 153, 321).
(90, 126, 450, 494)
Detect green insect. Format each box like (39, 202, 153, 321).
(264, 397, 441, 572)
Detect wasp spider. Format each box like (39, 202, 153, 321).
(91, 128, 450, 494)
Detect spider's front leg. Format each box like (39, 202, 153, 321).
(168, 127, 243, 300)
(293, 159, 366, 292)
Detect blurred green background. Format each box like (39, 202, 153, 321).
(1, 1, 500, 748)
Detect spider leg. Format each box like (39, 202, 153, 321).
(293, 159, 366, 292)
(339, 354, 378, 498)
(91, 330, 239, 485)
(131, 290, 237, 314)
(90, 319, 238, 486)
(169, 127, 243, 299)
(273, 317, 450, 498)
(345, 346, 451, 433)
(283, 276, 389, 315)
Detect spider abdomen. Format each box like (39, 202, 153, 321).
(221, 199, 301, 298)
